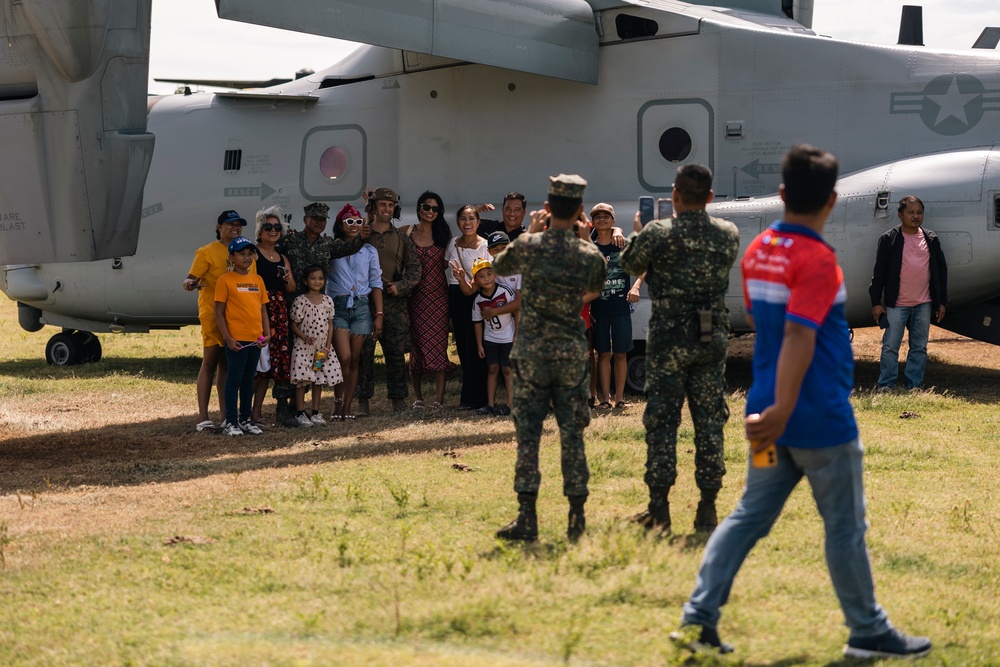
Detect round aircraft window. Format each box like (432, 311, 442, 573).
(658, 127, 692, 163)
(319, 146, 348, 180)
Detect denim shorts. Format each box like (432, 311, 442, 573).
(332, 295, 373, 336)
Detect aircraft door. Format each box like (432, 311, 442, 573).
(637, 99, 713, 192)
(300, 125, 367, 203)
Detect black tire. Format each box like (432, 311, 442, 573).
(71, 331, 103, 363)
(625, 352, 646, 394)
(45, 332, 83, 366)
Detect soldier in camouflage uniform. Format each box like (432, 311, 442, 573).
(619, 164, 740, 533)
(356, 187, 422, 415)
(275, 202, 369, 425)
(491, 174, 607, 543)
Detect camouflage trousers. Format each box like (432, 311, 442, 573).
(358, 296, 411, 400)
(643, 337, 729, 491)
(511, 357, 591, 497)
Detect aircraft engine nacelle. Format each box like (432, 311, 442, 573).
(0, 0, 155, 264)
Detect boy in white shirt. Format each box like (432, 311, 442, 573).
(481, 232, 521, 326)
(471, 258, 516, 416)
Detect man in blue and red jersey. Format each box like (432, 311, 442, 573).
(671, 145, 931, 660)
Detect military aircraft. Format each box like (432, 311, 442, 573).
(1, 0, 1000, 394)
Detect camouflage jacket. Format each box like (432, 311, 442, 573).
(367, 224, 422, 299)
(620, 209, 739, 315)
(278, 232, 365, 290)
(493, 227, 606, 361)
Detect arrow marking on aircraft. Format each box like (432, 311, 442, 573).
(223, 183, 276, 201)
(889, 74, 1000, 136)
(740, 159, 781, 180)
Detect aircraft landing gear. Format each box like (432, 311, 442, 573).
(625, 343, 646, 394)
(45, 330, 103, 366)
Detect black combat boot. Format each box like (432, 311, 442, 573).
(632, 485, 671, 532)
(274, 397, 297, 428)
(567, 494, 587, 543)
(694, 488, 719, 533)
(496, 492, 538, 542)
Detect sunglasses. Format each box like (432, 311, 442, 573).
(420, 204, 441, 213)
(261, 222, 283, 232)
(342, 217, 364, 226)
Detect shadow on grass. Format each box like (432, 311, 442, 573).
(0, 410, 517, 494)
(0, 356, 201, 385)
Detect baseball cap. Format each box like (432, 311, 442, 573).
(218, 210, 247, 226)
(471, 258, 493, 277)
(228, 236, 256, 254)
(487, 231, 510, 248)
(590, 203, 615, 219)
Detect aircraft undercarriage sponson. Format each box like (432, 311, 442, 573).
(936, 299, 1000, 346)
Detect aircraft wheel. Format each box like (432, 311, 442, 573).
(625, 352, 646, 394)
(45, 332, 83, 366)
(72, 331, 103, 363)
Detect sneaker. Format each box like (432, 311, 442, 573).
(195, 420, 215, 433)
(239, 420, 263, 435)
(309, 412, 326, 426)
(497, 404, 511, 416)
(295, 413, 314, 428)
(221, 421, 243, 437)
(669, 624, 733, 654)
(476, 405, 496, 416)
(843, 628, 931, 659)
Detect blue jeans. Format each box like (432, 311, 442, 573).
(878, 303, 930, 389)
(682, 438, 892, 640)
(224, 343, 262, 425)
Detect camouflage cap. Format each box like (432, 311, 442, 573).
(590, 203, 615, 219)
(373, 187, 399, 203)
(471, 257, 493, 277)
(549, 174, 587, 199)
(304, 202, 330, 219)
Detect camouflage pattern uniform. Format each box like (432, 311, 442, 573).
(492, 196, 607, 498)
(620, 209, 739, 493)
(357, 217, 422, 402)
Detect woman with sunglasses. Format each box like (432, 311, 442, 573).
(327, 204, 383, 420)
(399, 191, 454, 408)
(250, 206, 297, 425)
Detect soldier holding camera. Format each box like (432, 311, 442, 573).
(356, 187, 422, 415)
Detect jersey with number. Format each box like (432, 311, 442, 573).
(472, 283, 517, 344)
(741, 221, 858, 448)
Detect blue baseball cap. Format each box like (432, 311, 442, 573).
(218, 210, 247, 225)
(228, 236, 256, 254)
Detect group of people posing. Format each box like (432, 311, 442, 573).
(183, 186, 645, 436)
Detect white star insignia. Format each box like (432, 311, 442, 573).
(926, 76, 980, 127)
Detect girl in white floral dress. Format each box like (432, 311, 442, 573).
(290, 265, 343, 426)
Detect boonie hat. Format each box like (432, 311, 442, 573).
(372, 187, 399, 203)
(471, 258, 493, 277)
(228, 236, 256, 254)
(487, 231, 510, 248)
(218, 210, 247, 226)
(590, 203, 615, 219)
(304, 202, 330, 219)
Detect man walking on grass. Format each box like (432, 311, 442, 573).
(672, 144, 931, 660)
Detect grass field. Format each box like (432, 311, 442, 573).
(0, 298, 998, 666)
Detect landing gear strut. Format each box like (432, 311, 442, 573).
(45, 330, 103, 366)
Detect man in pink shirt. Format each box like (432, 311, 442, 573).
(868, 196, 948, 390)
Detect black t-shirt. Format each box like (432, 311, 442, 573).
(590, 238, 631, 317)
(256, 252, 287, 292)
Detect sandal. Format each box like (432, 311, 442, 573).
(343, 413, 356, 420)
(430, 401, 443, 409)
(597, 401, 612, 410)
(413, 399, 426, 409)
(614, 400, 629, 409)
(587, 397, 597, 409)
